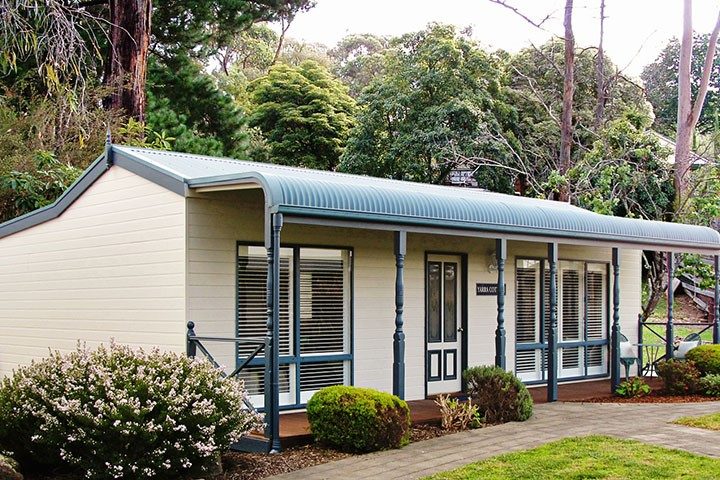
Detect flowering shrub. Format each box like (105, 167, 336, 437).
(0, 343, 262, 479)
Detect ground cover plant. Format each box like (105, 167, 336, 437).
(0, 343, 262, 479)
(423, 435, 720, 479)
(615, 377, 651, 398)
(674, 412, 720, 431)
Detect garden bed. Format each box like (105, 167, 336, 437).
(217, 424, 453, 480)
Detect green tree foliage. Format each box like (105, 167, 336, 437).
(213, 24, 279, 79)
(247, 61, 356, 169)
(339, 24, 517, 189)
(0, 152, 82, 223)
(152, 0, 313, 57)
(570, 108, 674, 220)
(642, 34, 720, 136)
(328, 34, 389, 97)
(507, 39, 650, 195)
(146, 54, 252, 158)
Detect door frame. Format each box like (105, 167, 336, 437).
(424, 251, 468, 397)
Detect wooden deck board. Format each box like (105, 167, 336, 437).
(278, 379, 624, 447)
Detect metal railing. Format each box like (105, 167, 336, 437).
(186, 321, 270, 413)
(637, 315, 714, 375)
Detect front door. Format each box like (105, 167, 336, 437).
(426, 255, 462, 395)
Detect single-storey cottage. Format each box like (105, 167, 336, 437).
(1, 143, 719, 451)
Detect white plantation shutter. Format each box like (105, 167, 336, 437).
(586, 265, 607, 369)
(298, 249, 350, 400)
(235, 245, 351, 407)
(515, 260, 541, 379)
(236, 246, 293, 398)
(560, 264, 582, 372)
(299, 251, 347, 354)
(516, 264, 539, 344)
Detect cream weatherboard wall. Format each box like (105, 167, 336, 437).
(0, 166, 187, 376)
(187, 189, 643, 402)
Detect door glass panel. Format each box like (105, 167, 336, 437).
(428, 262, 441, 342)
(443, 262, 457, 342)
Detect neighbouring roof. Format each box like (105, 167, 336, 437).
(1, 144, 719, 253)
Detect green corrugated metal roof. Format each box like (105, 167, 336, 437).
(2, 144, 719, 253)
(111, 146, 720, 252)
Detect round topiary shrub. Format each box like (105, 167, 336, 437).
(463, 365, 533, 423)
(0, 343, 262, 479)
(306, 385, 410, 452)
(686, 344, 720, 376)
(656, 358, 701, 395)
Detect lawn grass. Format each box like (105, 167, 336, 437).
(675, 412, 720, 431)
(645, 324, 713, 344)
(424, 435, 720, 480)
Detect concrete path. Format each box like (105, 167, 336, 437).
(270, 401, 720, 480)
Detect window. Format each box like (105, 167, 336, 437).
(236, 245, 352, 408)
(515, 259, 608, 382)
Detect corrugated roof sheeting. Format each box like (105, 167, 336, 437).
(113, 146, 720, 251)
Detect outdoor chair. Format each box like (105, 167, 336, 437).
(675, 332, 701, 359)
(619, 333, 637, 381)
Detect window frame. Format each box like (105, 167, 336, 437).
(235, 241, 354, 410)
(514, 256, 611, 384)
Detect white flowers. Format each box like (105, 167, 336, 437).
(0, 343, 263, 480)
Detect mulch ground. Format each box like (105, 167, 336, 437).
(217, 424, 453, 480)
(578, 391, 719, 404)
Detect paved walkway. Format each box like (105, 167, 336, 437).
(270, 401, 720, 480)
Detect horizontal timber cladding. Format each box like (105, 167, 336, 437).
(186, 190, 643, 402)
(0, 166, 187, 376)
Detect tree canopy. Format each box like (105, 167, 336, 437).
(247, 61, 356, 169)
(642, 33, 720, 136)
(339, 24, 517, 190)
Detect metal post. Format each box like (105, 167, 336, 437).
(393, 231, 407, 399)
(611, 248, 621, 391)
(666, 252, 674, 360)
(186, 321, 197, 358)
(547, 243, 558, 403)
(714, 255, 720, 344)
(264, 213, 282, 453)
(495, 238, 507, 370)
(637, 314, 644, 377)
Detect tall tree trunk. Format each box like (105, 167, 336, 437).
(271, 15, 293, 65)
(674, 1, 720, 213)
(557, 0, 575, 201)
(104, 0, 152, 123)
(593, 0, 606, 131)
(642, 251, 667, 321)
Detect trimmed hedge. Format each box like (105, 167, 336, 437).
(656, 359, 701, 395)
(306, 386, 411, 452)
(463, 366, 533, 423)
(686, 344, 720, 376)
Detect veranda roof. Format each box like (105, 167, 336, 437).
(1, 145, 719, 253)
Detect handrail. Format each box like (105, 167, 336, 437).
(637, 314, 714, 376)
(186, 321, 269, 413)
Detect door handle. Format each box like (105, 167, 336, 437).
(457, 327, 464, 333)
